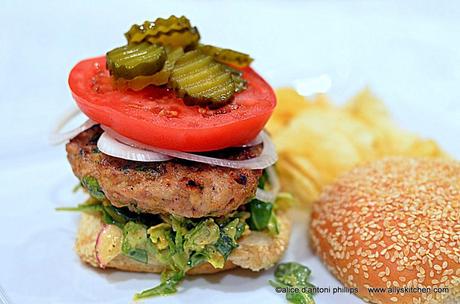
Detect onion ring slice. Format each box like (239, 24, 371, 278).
(255, 166, 281, 202)
(49, 107, 96, 145)
(102, 126, 277, 169)
(97, 132, 172, 162)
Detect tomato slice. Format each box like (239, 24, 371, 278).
(68, 56, 275, 152)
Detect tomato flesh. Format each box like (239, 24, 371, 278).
(68, 56, 275, 152)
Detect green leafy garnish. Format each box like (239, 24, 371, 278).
(72, 183, 82, 193)
(247, 199, 273, 231)
(122, 222, 149, 264)
(275, 262, 312, 286)
(81, 176, 105, 200)
(58, 182, 283, 300)
(55, 196, 101, 212)
(247, 167, 283, 235)
(102, 204, 133, 225)
(142, 213, 249, 299)
(55, 203, 102, 213)
(258, 169, 269, 189)
(276, 192, 296, 210)
(184, 219, 220, 252)
(134, 270, 185, 300)
(270, 262, 316, 304)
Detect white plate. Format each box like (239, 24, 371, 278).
(0, 1, 459, 303)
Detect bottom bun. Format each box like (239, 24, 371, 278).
(75, 211, 291, 275)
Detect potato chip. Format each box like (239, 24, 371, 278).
(266, 87, 312, 135)
(277, 158, 320, 205)
(270, 87, 448, 206)
(283, 154, 325, 188)
(275, 114, 361, 184)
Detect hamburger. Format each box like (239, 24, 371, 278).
(311, 157, 460, 304)
(52, 15, 291, 299)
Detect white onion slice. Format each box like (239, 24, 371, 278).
(255, 188, 276, 202)
(255, 166, 281, 202)
(97, 132, 172, 162)
(49, 107, 96, 145)
(102, 127, 277, 169)
(266, 166, 281, 194)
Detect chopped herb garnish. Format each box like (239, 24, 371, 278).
(81, 176, 105, 200)
(270, 262, 316, 304)
(121, 222, 149, 263)
(247, 199, 273, 231)
(57, 198, 259, 299)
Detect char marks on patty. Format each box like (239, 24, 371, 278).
(66, 125, 262, 218)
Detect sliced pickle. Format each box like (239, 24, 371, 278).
(114, 47, 184, 91)
(146, 28, 200, 50)
(199, 44, 253, 68)
(125, 16, 192, 43)
(106, 42, 166, 80)
(224, 66, 248, 93)
(125, 16, 200, 49)
(169, 50, 236, 106)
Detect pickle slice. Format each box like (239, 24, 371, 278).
(146, 27, 200, 50)
(125, 16, 200, 49)
(114, 47, 184, 91)
(199, 44, 253, 68)
(169, 50, 235, 106)
(224, 66, 248, 93)
(106, 42, 166, 80)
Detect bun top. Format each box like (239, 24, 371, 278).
(310, 157, 460, 304)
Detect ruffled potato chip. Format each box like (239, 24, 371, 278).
(268, 88, 447, 205)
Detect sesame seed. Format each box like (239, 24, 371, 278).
(310, 158, 460, 303)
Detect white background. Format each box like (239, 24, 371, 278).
(0, 1, 459, 303)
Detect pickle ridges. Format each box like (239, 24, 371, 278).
(169, 50, 235, 106)
(125, 16, 200, 49)
(112, 15, 253, 107)
(199, 44, 253, 68)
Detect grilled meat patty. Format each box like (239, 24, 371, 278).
(66, 126, 262, 218)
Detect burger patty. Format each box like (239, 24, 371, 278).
(66, 126, 263, 218)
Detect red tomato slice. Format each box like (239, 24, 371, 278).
(68, 56, 275, 152)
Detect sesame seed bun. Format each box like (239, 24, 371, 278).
(310, 157, 460, 304)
